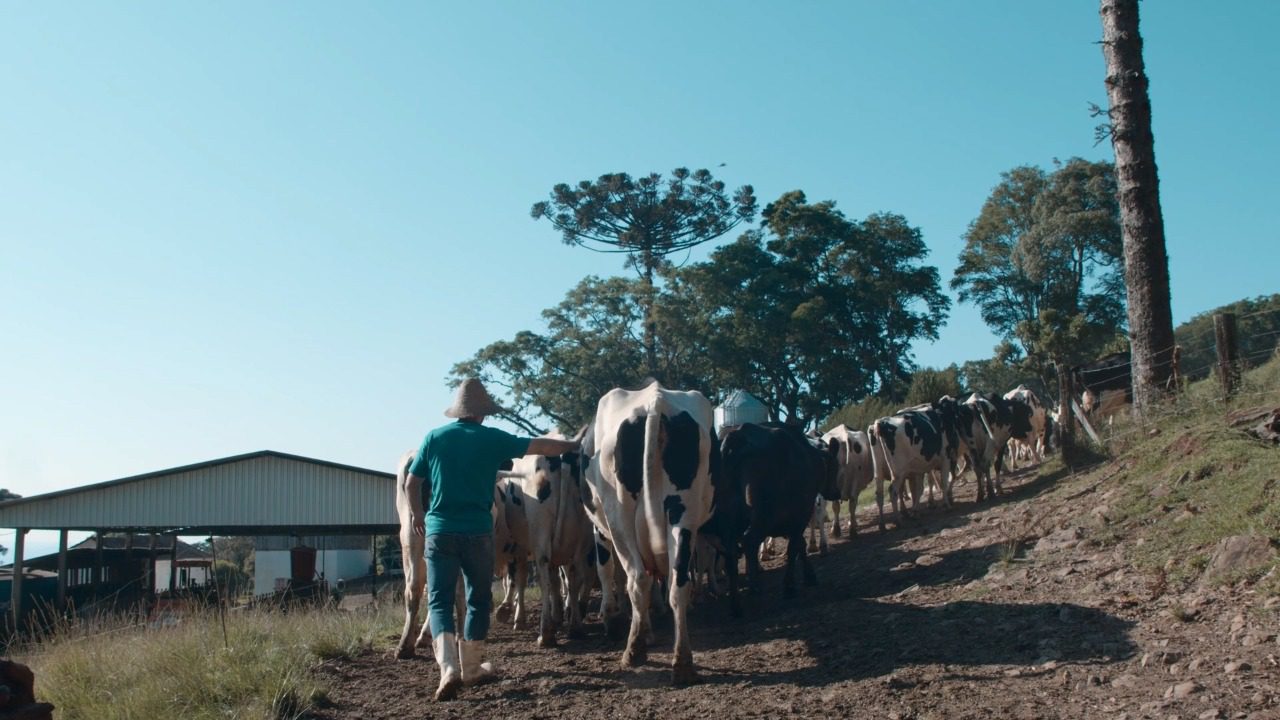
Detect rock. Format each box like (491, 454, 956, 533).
(891, 562, 916, 572)
(1229, 613, 1247, 635)
(1203, 535, 1277, 584)
(1056, 566, 1077, 579)
(1188, 658, 1205, 672)
(1242, 630, 1276, 647)
(1169, 681, 1203, 699)
(1199, 710, 1223, 720)
(1111, 673, 1139, 688)
(1035, 527, 1084, 553)
(915, 554, 942, 567)
(1224, 660, 1252, 674)
(1141, 652, 1153, 668)
(1086, 674, 1103, 687)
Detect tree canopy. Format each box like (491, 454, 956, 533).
(531, 168, 757, 375)
(952, 158, 1125, 388)
(461, 190, 950, 432)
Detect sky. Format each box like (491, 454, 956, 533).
(2, 2, 1278, 557)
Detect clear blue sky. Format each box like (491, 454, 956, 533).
(3, 3, 1277, 556)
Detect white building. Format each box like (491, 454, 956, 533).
(253, 535, 373, 595)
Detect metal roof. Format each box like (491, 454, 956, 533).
(0, 450, 399, 534)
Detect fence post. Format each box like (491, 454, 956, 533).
(1056, 365, 1076, 463)
(1214, 312, 1241, 398)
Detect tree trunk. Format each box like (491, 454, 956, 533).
(640, 249, 660, 381)
(1101, 0, 1175, 419)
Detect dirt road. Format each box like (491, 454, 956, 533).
(312, 465, 1279, 719)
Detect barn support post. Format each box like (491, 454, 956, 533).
(146, 533, 158, 601)
(92, 529, 104, 604)
(168, 536, 179, 596)
(11, 528, 27, 632)
(1214, 312, 1241, 399)
(56, 529, 69, 611)
(370, 534, 378, 601)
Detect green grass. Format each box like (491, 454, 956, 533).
(15, 602, 402, 720)
(1067, 357, 1280, 593)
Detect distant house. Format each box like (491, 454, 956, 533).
(0, 534, 211, 615)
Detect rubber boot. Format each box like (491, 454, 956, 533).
(459, 639, 496, 685)
(433, 632, 462, 701)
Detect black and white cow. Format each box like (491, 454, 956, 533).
(714, 422, 839, 610)
(583, 381, 717, 686)
(807, 425, 874, 551)
(961, 392, 1035, 501)
(867, 398, 965, 531)
(509, 434, 592, 648)
(1003, 384, 1047, 466)
(492, 474, 531, 629)
(1073, 352, 1132, 423)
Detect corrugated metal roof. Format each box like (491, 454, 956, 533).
(0, 451, 399, 534)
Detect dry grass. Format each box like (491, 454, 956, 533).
(14, 601, 402, 720)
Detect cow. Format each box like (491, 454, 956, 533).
(583, 381, 718, 685)
(1073, 352, 1132, 423)
(509, 433, 592, 647)
(867, 397, 965, 531)
(715, 422, 839, 610)
(806, 425, 874, 552)
(492, 475, 531, 629)
(1002, 385, 1047, 466)
(961, 392, 1035, 501)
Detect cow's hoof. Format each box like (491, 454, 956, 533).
(537, 634, 558, 649)
(494, 605, 512, 623)
(818, 546, 828, 557)
(806, 543, 818, 554)
(621, 645, 647, 668)
(393, 646, 415, 660)
(567, 625, 586, 640)
(832, 524, 842, 538)
(671, 662, 699, 686)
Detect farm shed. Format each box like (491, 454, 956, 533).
(0, 450, 398, 629)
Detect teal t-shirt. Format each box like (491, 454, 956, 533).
(408, 420, 532, 536)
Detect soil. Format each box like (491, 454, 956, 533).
(311, 465, 1280, 719)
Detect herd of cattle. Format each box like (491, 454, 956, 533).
(387, 372, 1112, 686)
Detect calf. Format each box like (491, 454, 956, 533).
(1073, 352, 1132, 423)
(510, 434, 592, 647)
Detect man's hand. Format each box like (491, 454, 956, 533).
(412, 513, 425, 537)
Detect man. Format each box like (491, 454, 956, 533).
(407, 378, 579, 701)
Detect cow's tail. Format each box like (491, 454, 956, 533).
(641, 400, 668, 564)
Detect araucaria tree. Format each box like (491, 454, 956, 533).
(1101, 0, 1175, 418)
(952, 158, 1125, 396)
(531, 168, 756, 377)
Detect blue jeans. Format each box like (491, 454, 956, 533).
(426, 532, 493, 641)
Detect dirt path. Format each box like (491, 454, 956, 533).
(312, 466, 1279, 719)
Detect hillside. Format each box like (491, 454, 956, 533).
(314, 360, 1280, 719)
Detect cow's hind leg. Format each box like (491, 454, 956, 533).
(621, 571, 652, 668)
(831, 500, 843, 538)
(397, 533, 428, 659)
(669, 527, 698, 686)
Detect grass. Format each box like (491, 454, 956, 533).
(15, 601, 402, 720)
(1063, 355, 1280, 594)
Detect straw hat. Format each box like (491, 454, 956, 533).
(444, 378, 503, 418)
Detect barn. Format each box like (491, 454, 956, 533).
(0, 450, 399, 630)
